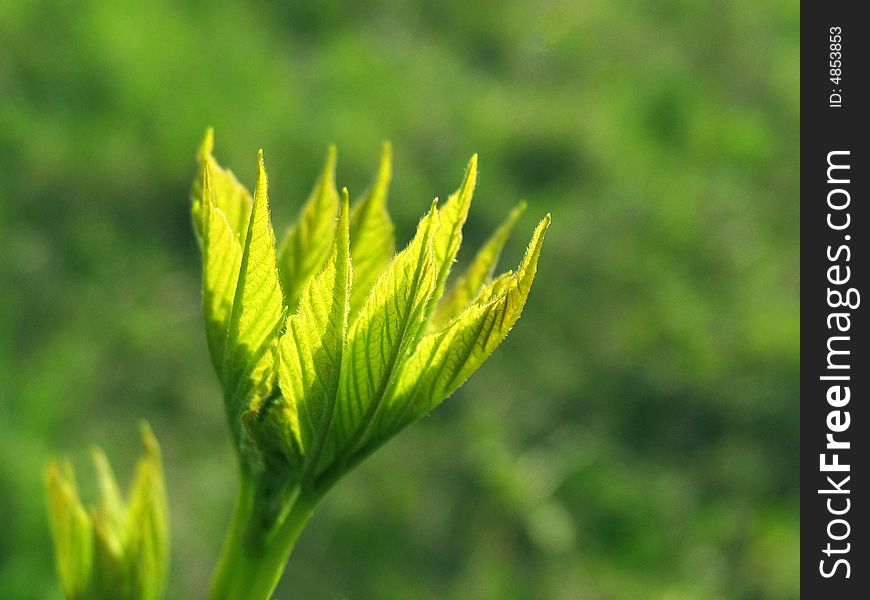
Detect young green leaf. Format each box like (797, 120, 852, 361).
(125, 423, 170, 600)
(325, 202, 440, 468)
(224, 151, 285, 434)
(199, 164, 244, 375)
(252, 190, 352, 475)
(91, 448, 127, 580)
(44, 424, 169, 600)
(430, 201, 526, 329)
(91, 521, 127, 599)
(426, 155, 478, 317)
(349, 142, 395, 318)
(44, 461, 94, 600)
(278, 146, 340, 311)
(379, 214, 550, 436)
(192, 128, 252, 245)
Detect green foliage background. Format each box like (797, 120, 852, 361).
(1, 1, 798, 598)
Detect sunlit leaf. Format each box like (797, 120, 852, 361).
(252, 191, 351, 475)
(91, 448, 127, 571)
(426, 154, 477, 318)
(126, 423, 170, 600)
(44, 424, 169, 600)
(324, 201, 440, 468)
(431, 201, 526, 329)
(278, 146, 340, 311)
(44, 461, 93, 600)
(349, 142, 395, 318)
(192, 128, 252, 245)
(378, 214, 550, 437)
(199, 163, 244, 375)
(224, 151, 285, 435)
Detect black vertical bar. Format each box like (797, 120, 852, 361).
(801, 3, 868, 597)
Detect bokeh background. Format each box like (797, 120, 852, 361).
(1, 1, 799, 598)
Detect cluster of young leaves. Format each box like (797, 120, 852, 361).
(192, 130, 550, 491)
(44, 423, 169, 600)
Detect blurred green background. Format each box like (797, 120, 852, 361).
(1, 1, 799, 598)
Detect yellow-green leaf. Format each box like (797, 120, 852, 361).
(200, 164, 244, 375)
(278, 145, 340, 311)
(325, 202, 440, 467)
(91, 448, 127, 562)
(380, 214, 550, 436)
(427, 155, 477, 316)
(430, 201, 526, 329)
(192, 128, 252, 245)
(126, 423, 170, 600)
(44, 424, 170, 600)
(349, 142, 395, 318)
(224, 151, 285, 428)
(255, 190, 351, 475)
(44, 461, 93, 600)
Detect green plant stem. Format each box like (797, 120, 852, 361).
(209, 469, 318, 600)
(208, 470, 255, 599)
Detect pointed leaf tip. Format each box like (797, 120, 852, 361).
(90, 447, 122, 506)
(254, 150, 270, 212)
(199, 158, 245, 375)
(223, 148, 284, 430)
(322, 144, 338, 189)
(378, 208, 550, 436)
(44, 458, 93, 599)
(348, 145, 396, 317)
(524, 214, 551, 259)
(430, 199, 528, 329)
(426, 156, 479, 320)
(376, 142, 392, 183)
(198, 127, 215, 162)
(193, 131, 253, 244)
(321, 145, 338, 185)
(340, 187, 350, 219)
(337, 188, 350, 249)
(277, 145, 341, 310)
(462, 154, 478, 195)
(259, 178, 352, 474)
(468, 153, 478, 171)
(139, 421, 160, 458)
(459, 154, 478, 204)
(328, 200, 440, 466)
